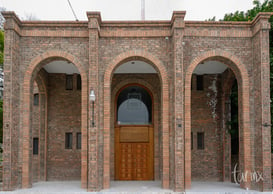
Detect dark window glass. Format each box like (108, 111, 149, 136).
(65, 132, 73, 149)
(33, 137, 39, 155)
(77, 74, 81, 90)
(117, 86, 152, 125)
(196, 75, 204, 91)
(34, 93, 39, 106)
(191, 132, 193, 150)
(66, 75, 73, 90)
(77, 132, 81, 149)
(197, 132, 204, 150)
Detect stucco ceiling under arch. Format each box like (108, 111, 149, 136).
(114, 60, 157, 74)
(42, 59, 227, 75)
(43, 60, 80, 74)
(193, 61, 227, 75)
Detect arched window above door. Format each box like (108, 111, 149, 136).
(117, 85, 152, 125)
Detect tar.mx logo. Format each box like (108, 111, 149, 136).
(232, 163, 264, 184)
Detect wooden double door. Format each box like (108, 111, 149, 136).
(115, 126, 154, 180)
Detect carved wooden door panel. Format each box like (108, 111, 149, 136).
(134, 143, 150, 180)
(115, 126, 153, 180)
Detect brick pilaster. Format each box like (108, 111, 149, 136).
(2, 12, 22, 190)
(251, 12, 273, 191)
(171, 11, 186, 191)
(87, 12, 101, 191)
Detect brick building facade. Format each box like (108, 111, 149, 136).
(2, 11, 272, 192)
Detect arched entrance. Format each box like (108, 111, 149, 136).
(115, 85, 154, 180)
(104, 50, 169, 189)
(184, 50, 251, 190)
(22, 51, 88, 189)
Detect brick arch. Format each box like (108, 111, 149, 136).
(35, 75, 46, 94)
(184, 50, 251, 189)
(103, 50, 170, 189)
(104, 50, 168, 85)
(22, 50, 88, 189)
(112, 79, 158, 98)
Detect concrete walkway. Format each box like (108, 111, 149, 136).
(0, 181, 270, 194)
(187, 181, 271, 194)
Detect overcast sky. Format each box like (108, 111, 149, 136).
(0, 0, 264, 21)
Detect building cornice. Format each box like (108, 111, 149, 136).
(2, 11, 273, 38)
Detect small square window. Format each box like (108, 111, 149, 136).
(77, 74, 81, 90)
(65, 132, 73, 149)
(34, 93, 39, 106)
(196, 75, 204, 91)
(197, 132, 204, 150)
(33, 137, 39, 155)
(77, 132, 81, 149)
(66, 75, 73, 90)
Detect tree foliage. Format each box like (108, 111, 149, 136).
(223, 0, 273, 21)
(221, 0, 273, 152)
(206, 16, 216, 21)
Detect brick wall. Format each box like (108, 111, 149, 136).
(271, 154, 273, 184)
(191, 74, 222, 181)
(46, 74, 81, 180)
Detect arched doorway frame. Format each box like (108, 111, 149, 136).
(103, 50, 169, 189)
(114, 83, 154, 180)
(111, 78, 161, 180)
(22, 50, 88, 189)
(184, 50, 251, 189)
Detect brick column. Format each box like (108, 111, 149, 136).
(39, 92, 46, 180)
(33, 73, 47, 181)
(171, 11, 186, 191)
(35, 70, 48, 181)
(251, 13, 272, 191)
(221, 70, 235, 182)
(87, 12, 101, 191)
(222, 96, 231, 181)
(2, 12, 22, 190)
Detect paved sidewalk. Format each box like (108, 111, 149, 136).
(187, 181, 270, 194)
(0, 181, 270, 194)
